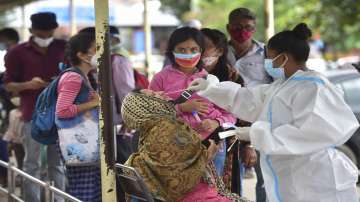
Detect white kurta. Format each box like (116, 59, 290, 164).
(197, 70, 359, 202)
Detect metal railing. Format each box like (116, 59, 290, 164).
(0, 160, 81, 202)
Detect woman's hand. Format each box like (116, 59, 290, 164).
(89, 92, 100, 108)
(119, 123, 134, 137)
(140, 89, 171, 100)
(187, 78, 209, 91)
(76, 92, 100, 113)
(207, 139, 219, 162)
(188, 74, 219, 92)
(179, 99, 209, 116)
(197, 119, 219, 132)
(227, 65, 245, 85)
(241, 145, 257, 168)
(229, 67, 240, 81)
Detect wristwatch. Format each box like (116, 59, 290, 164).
(171, 89, 194, 104)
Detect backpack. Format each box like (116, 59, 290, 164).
(134, 69, 149, 89)
(31, 67, 87, 145)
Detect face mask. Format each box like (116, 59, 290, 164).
(90, 55, 98, 68)
(229, 28, 253, 44)
(173, 52, 201, 68)
(0, 42, 7, 51)
(264, 54, 288, 79)
(202, 56, 219, 67)
(111, 43, 122, 52)
(33, 36, 54, 48)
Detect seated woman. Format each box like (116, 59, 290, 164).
(121, 89, 251, 202)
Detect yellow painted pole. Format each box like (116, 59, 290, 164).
(21, 4, 27, 41)
(143, 0, 151, 76)
(69, 0, 77, 35)
(94, 0, 117, 201)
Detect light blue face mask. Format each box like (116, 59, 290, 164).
(264, 54, 288, 79)
(173, 52, 200, 60)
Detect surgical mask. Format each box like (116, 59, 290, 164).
(229, 28, 253, 43)
(264, 54, 288, 79)
(33, 36, 54, 48)
(202, 56, 219, 67)
(0, 42, 7, 51)
(90, 55, 98, 68)
(173, 52, 201, 68)
(111, 43, 122, 51)
(83, 54, 97, 68)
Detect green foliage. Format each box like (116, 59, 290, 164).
(159, 0, 192, 19)
(160, 0, 360, 52)
(197, 0, 264, 40)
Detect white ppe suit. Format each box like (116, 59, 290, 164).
(193, 70, 359, 202)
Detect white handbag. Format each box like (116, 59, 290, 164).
(56, 109, 100, 166)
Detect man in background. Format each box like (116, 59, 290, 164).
(0, 27, 21, 186)
(3, 12, 66, 202)
(227, 7, 271, 202)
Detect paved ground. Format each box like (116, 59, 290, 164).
(0, 179, 255, 202)
(1, 174, 359, 202)
(0, 191, 6, 201)
(0, 183, 21, 202)
(242, 177, 360, 201)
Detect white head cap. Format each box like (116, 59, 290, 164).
(183, 19, 202, 30)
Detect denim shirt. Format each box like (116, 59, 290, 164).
(227, 40, 272, 87)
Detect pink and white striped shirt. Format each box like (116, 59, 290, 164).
(56, 72, 90, 119)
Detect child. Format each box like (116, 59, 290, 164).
(149, 27, 236, 175)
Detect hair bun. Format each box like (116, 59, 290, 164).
(292, 23, 312, 41)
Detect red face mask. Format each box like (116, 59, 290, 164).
(174, 53, 201, 68)
(230, 28, 253, 44)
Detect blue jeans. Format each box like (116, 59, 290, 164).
(0, 139, 8, 178)
(213, 141, 226, 176)
(22, 122, 65, 202)
(239, 162, 245, 196)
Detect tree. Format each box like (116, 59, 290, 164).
(160, 0, 360, 53)
(274, 0, 360, 51)
(159, 0, 192, 19)
(197, 0, 264, 40)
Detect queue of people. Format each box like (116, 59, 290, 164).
(3, 12, 66, 202)
(0, 6, 358, 202)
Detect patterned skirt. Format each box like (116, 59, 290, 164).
(66, 165, 101, 202)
